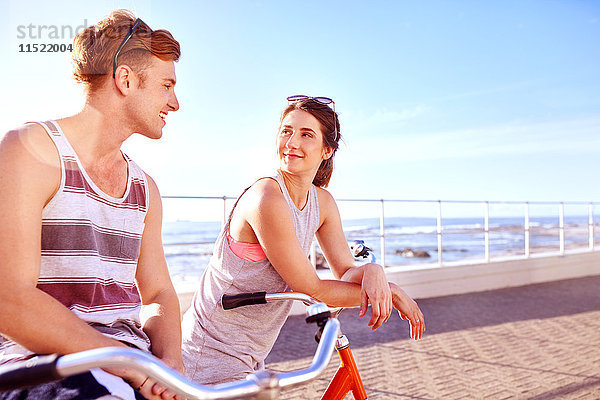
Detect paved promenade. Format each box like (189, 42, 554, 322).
(265, 275, 600, 399)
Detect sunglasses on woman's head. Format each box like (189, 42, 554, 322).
(286, 95, 338, 141)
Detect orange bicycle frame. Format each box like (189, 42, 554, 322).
(321, 335, 367, 400)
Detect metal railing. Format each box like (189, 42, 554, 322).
(162, 196, 599, 267)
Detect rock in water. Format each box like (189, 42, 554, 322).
(396, 248, 431, 258)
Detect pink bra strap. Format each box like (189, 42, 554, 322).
(227, 234, 267, 262)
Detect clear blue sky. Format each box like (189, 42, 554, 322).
(2, 0, 599, 212)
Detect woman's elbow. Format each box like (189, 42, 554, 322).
(288, 278, 325, 302)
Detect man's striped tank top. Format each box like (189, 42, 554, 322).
(0, 120, 151, 363)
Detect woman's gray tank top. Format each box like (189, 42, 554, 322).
(181, 170, 319, 384)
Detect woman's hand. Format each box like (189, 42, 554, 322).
(359, 263, 393, 330)
(389, 283, 425, 340)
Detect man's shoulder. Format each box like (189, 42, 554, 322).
(0, 123, 61, 204)
(1, 123, 59, 166)
(3, 123, 45, 144)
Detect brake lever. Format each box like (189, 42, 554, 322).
(330, 307, 344, 319)
(349, 240, 375, 263)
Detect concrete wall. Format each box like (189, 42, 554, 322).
(386, 250, 600, 299)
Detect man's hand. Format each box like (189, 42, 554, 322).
(142, 353, 185, 400)
(106, 362, 184, 400)
(140, 377, 181, 400)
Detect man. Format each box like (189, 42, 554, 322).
(0, 10, 182, 400)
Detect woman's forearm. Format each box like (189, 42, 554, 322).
(339, 263, 384, 284)
(307, 279, 364, 308)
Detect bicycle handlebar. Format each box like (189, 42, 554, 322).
(0, 354, 61, 391)
(222, 292, 320, 310)
(222, 291, 267, 309)
(0, 297, 340, 400)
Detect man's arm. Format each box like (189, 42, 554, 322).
(135, 175, 183, 372)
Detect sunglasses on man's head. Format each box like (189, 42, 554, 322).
(286, 95, 338, 141)
(112, 18, 151, 79)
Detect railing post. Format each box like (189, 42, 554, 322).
(437, 200, 443, 266)
(484, 201, 490, 263)
(222, 196, 227, 228)
(524, 202, 530, 258)
(590, 203, 594, 251)
(380, 199, 386, 267)
(559, 202, 565, 255)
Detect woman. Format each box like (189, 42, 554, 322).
(181, 96, 425, 384)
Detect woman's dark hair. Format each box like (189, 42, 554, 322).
(280, 99, 341, 187)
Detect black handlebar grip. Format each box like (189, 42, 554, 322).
(222, 292, 267, 310)
(0, 354, 62, 391)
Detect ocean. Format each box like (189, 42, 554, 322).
(163, 215, 598, 293)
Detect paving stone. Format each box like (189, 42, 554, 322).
(266, 275, 600, 399)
